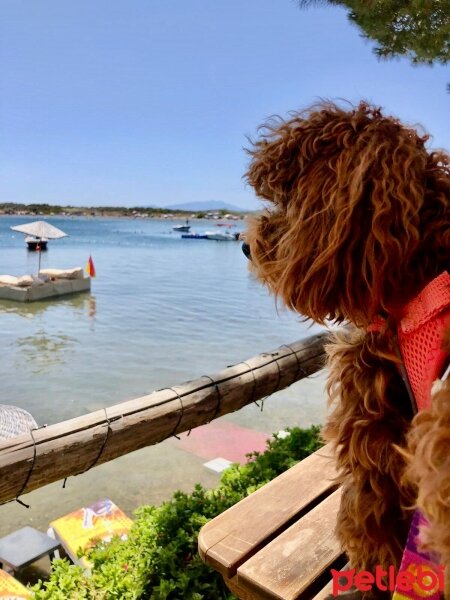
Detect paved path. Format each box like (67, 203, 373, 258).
(168, 420, 270, 464)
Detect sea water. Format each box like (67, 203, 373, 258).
(0, 215, 325, 426)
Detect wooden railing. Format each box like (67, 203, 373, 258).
(0, 332, 328, 505)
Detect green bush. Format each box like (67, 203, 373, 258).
(32, 426, 322, 599)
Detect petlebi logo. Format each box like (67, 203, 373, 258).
(331, 564, 445, 597)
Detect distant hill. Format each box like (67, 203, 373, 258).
(164, 200, 246, 212)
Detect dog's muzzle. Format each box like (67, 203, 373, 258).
(241, 242, 251, 261)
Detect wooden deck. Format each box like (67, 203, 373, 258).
(199, 445, 347, 599)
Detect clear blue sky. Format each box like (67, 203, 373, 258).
(1, 0, 449, 210)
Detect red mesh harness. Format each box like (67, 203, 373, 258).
(397, 271, 450, 412)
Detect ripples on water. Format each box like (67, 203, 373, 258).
(1, 215, 324, 425)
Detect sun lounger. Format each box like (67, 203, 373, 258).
(48, 498, 133, 569)
(39, 268, 84, 280)
(0, 568, 32, 598)
(0, 275, 36, 287)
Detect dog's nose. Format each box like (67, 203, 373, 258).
(241, 242, 251, 261)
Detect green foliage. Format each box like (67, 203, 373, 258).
(298, 1, 449, 65)
(32, 426, 323, 600)
(344, 0, 450, 65)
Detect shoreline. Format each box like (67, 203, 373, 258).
(0, 204, 250, 221)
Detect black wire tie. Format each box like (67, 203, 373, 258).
(202, 375, 222, 421)
(242, 361, 257, 404)
(271, 353, 282, 393)
(281, 344, 308, 381)
(76, 408, 117, 477)
(168, 387, 185, 438)
(15, 427, 38, 508)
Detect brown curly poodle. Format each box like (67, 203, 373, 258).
(243, 101, 450, 596)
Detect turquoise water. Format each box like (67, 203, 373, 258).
(0, 215, 321, 426)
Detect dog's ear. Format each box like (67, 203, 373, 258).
(282, 123, 436, 323)
(330, 124, 435, 317)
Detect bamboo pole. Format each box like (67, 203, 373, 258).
(0, 332, 328, 505)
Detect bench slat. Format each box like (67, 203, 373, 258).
(199, 445, 337, 578)
(236, 488, 343, 600)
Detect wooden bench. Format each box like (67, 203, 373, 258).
(198, 445, 348, 600)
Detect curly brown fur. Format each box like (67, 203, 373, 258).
(245, 101, 449, 327)
(325, 326, 415, 575)
(244, 100, 450, 592)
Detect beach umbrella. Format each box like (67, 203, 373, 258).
(0, 404, 37, 441)
(10, 220, 68, 274)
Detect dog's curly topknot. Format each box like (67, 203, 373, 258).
(245, 101, 450, 327)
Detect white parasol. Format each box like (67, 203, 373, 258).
(0, 405, 37, 441)
(10, 220, 68, 274)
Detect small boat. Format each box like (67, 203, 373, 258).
(25, 236, 48, 251)
(181, 233, 208, 239)
(173, 224, 191, 232)
(204, 231, 237, 241)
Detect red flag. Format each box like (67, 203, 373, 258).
(85, 255, 96, 278)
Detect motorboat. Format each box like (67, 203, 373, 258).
(204, 231, 237, 241)
(181, 233, 208, 239)
(25, 236, 48, 251)
(173, 224, 191, 232)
